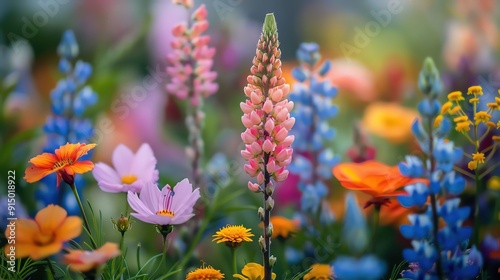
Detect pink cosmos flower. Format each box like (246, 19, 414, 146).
(92, 143, 159, 193)
(127, 179, 200, 225)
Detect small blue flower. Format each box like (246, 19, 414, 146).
(291, 67, 307, 82)
(403, 240, 438, 272)
(441, 171, 466, 195)
(434, 117, 452, 138)
(398, 183, 429, 208)
(439, 199, 470, 226)
(332, 255, 386, 280)
(57, 30, 78, 59)
(399, 156, 425, 178)
(417, 99, 441, 118)
(433, 139, 462, 173)
(296, 42, 320, 65)
(400, 214, 433, 239)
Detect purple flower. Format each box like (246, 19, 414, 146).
(127, 179, 200, 225)
(92, 143, 159, 193)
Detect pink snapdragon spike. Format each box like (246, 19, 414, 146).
(166, 4, 218, 106)
(92, 143, 159, 193)
(127, 179, 200, 225)
(240, 15, 295, 192)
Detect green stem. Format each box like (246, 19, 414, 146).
(161, 235, 168, 274)
(45, 259, 56, 280)
(70, 182, 98, 249)
(231, 248, 237, 276)
(370, 205, 381, 253)
(136, 243, 142, 270)
(120, 232, 125, 251)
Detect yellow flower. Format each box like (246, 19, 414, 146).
(212, 225, 254, 248)
(303, 264, 334, 280)
(496, 96, 500, 105)
(487, 122, 496, 129)
(434, 115, 443, 128)
(488, 176, 500, 191)
(474, 111, 491, 124)
(455, 121, 471, 133)
(269, 216, 299, 239)
(453, 116, 469, 123)
(467, 85, 483, 95)
(448, 91, 465, 101)
(469, 97, 480, 104)
(449, 106, 461, 114)
(441, 101, 453, 114)
(233, 263, 276, 280)
(186, 264, 225, 280)
(4, 205, 82, 260)
(487, 102, 499, 110)
(472, 152, 485, 163)
(64, 243, 120, 272)
(468, 161, 477, 170)
(362, 102, 419, 143)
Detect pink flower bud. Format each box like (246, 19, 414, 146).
(191, 21, 209, 37)
(257, 172, 264, 185)
(264, 119, 275, 134)
(275, 107, 289, 122)
(281, 135, 294, 147)
(282, 117, 295, 130)
(266, 159, 277, 173)
(241, 129, 257, 144)
(248, 181, 260, 192)
(275, 147, 292, 162)
(241, 115, 253, 128)
(274, 168, 289, 182)
(277, 156, 292, 167)
(172, 23, 186, 37)
(281, 84, 290, 97)
(240, 101, 253, 114)
(241, 147, 253, 160)
(250, 91, 262, 105)
(274, 127, 288, 142)
(250, 111, 262, 125)
(192, 4, 207, 21)
(262, 99, 273, 114)
(262, 139, 274, 153)
(269, 76, 277, 87)
(250, 141, 262, 155)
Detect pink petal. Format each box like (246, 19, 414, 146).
(98, 181, 125, 193)
(112, 144, 134, 175)
(171, 213, 195, 225)
(169, 179, 195, 210)
(131, 144, 158, 181)
(92, 163, 121, 185)
(139, 181, 161, 213)
(127, 191, 155, 217)
(173, 188, 200, 217)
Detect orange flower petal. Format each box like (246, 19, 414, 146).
(13, 219, 39, 243)
(55, 143, 81, 160)
(30, 242, 63, 260)
(35, 205, 68, 233)
(29, 153, 58, 168)
(70, 160, 95, 174)
(8, 243, 36, 259)
(55, 216, 82, 242)
(75, 143, 97, 159)
(24, 165, 56, 183)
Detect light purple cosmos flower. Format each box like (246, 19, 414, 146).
(127, 179, 200, 225)
(92, 143, 159, 193)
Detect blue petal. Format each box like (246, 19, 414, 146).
(292, 67, 307, 82)
(318, 60, 331, 76)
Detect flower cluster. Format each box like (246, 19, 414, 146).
(398, 58, 480, 279)
(287, 42, 339, 216)
(36, 30, 97, 215)
(439, 85, 499, 171)
(166, 4, 218, 105)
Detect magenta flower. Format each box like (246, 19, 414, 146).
(127, 179, 200, 225)
(92, 143, 159, 193)
(166, 4, 218, 106)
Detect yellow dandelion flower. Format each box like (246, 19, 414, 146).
(212, 225, 254, 248)
(453, 116, 469, 123)
(487, 102, 499, 110)
(455, 121, 471, 133)
(488, 176, 500, 191)
(449, 106, 461, 114)
(448, 91, 464, 101)
(474, 111, 491, 124)
(233, 263, 276, 280)
(467, 85, 483, 95)
(468, 161, 478, 170)
(441, 102, 453, 114)
(469, 97, 480, 104)
(186, 264, 224, 280)
(303, 264, 334, 280)
(472, 152, 485, 163)
(434, 115, 443, 128)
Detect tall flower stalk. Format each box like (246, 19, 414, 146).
(288, 42, 339, 222)
(36, 30, 97, 216)
(397, 58, 480, 279)
(166, 1, 218, 188)
(241, 13, 294, 280)
(438, 85, 499, 246)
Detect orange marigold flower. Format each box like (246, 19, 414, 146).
(448, 91, 464, 101)
(362, 102, 419, 144)
(467, 85, 483, 95)
(186, 264, 225, 280)
(212, 225, 254, 248)
(24, 142, 96, 187)
(64, 242, 120, 272)
(472, 152, 485, 163)
(269, 216, 299, 239)
(4, 204, 82, 260)
(333, 161, 426, 208)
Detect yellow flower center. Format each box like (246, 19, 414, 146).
(212, 225, 254, 248)
(53, 158, 73, 170)
(156, 209, 175, 217)
(35, 232, 54, 246)
(472, 152, 485, 163)
(121, 175, 137, 185)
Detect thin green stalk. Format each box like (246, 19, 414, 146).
(231, 248, 237, 276)
(136, 243, 142, 270)
(370, 205, 381, 253)
(161, 235, 168, 274)
(45, 259, 56, 280)
(70, 182, 98, 249)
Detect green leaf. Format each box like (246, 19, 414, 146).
(291, 268, 312, 280)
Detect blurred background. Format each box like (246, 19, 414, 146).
(0, 0, 499, 278)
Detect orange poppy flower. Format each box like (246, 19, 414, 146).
(333, 161, 426, 208)
(64, 242, 120, 272)
(24, 142, 96, 186)
(268, 216, 299, 239)
(4, 204, 82, 260)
